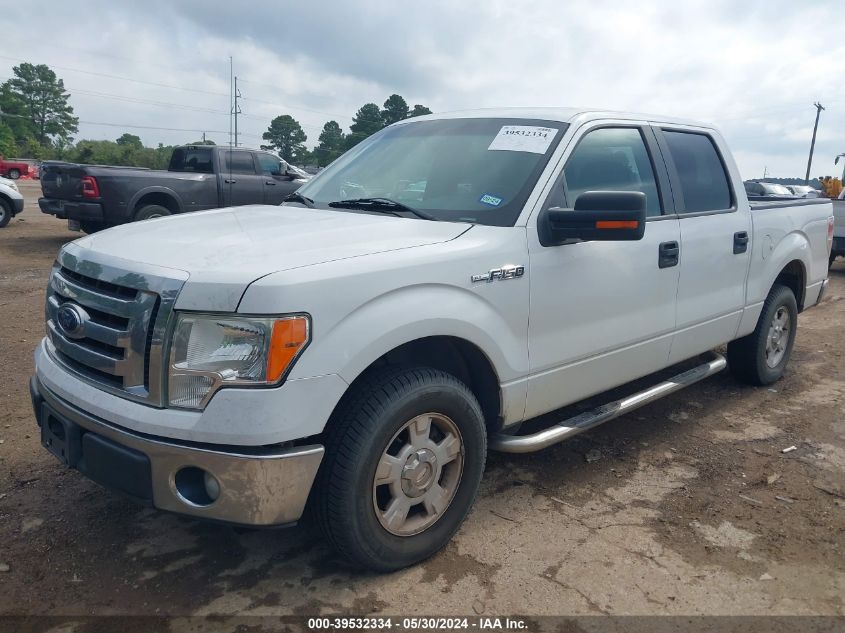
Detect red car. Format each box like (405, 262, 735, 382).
(0, 156, 31, 180)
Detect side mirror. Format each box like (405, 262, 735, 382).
(538, 191, 647, 246)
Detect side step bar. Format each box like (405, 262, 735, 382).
(490, 352, 727, 454)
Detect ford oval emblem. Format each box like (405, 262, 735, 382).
(56, 303, 89, 339)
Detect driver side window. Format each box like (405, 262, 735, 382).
(258, 153, 284, 176)
(557, 127, 663, 217)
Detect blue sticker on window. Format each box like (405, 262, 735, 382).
(479, 194, 503, 207)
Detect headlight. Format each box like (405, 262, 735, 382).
(168, 313, 310, 409)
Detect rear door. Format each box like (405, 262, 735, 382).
(653, 127, 752, 363)
(256, 152, 300, 204)
(219, 150, 265, 207)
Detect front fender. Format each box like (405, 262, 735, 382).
(295, 283, 526, 385)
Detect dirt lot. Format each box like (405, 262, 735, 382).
(0, 180, 843, 619)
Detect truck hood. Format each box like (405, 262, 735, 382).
(72, 204, 471, 311)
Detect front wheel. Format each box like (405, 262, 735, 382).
(314, 366, 486, 571)
(728, 283, 798, 385)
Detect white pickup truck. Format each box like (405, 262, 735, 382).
(31, 108, 834, 570)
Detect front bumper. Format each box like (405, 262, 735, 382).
(30, 375, 324, 526)
(12, 197, 24, 214)
(39, 197, 103, 221)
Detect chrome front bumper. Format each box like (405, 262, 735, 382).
(30, 376, 324, 526)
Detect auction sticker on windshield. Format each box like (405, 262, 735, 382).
(488, 125, 558, 154)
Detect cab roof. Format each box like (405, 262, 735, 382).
(397, 107, 715, 131)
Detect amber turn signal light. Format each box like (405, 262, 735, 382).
(595, 220, 640, 230)
(267, 317, 309, 382)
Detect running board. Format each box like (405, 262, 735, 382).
(490, 352, 727, 454)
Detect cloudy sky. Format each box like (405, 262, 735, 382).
(2, 0, 844, 179)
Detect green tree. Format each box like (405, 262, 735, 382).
(2, 63, 78, 147)
(409, 104, 433, 118)
(346, 103, 384, 149)
(115, 133, 143, 150)
(0, 122, 17, 157)
(260, 114, 307, 163)
(314, 120, 346, 166)
(381, 94, 409, 126)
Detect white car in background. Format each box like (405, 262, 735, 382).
(0, 175, 24, 228)
(786, 184, 821, 198)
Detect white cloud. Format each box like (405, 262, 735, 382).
(2, 0, 843, 178)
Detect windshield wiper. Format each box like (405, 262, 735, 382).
(328, 197, 436, 221)
(283, 191, 315, 208)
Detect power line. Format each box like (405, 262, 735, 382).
(0, 54, 230, 98)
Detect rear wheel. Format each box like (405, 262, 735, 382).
(134, 204, 171, 221)
(0, 198, 11, 228)
(315, 366, 486, 571)
(728, 283, 798, 385)
(7, 169, 20, 180)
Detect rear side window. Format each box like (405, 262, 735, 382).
(222, 151, 257, 175)
(169, 148, 213, 173)
(662, 131, 732, 212)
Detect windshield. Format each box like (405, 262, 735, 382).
(296, 117, 567, 226)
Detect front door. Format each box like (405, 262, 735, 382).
(525, 123, 681, 419)
(256, 152, 302, 205)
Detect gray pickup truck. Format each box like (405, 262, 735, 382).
(39, 146, 309, 233)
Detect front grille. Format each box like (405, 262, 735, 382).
(44, 254, 185, 406)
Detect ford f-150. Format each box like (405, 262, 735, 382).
(30, 108, 834, 571)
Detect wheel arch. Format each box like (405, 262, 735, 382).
(130, 187, 182, 217)
(774, 259, 806, 312)
(325, 335, 504, 436)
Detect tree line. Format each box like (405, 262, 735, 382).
(0, 62, 431, 170)
(260, 95, 431, 166)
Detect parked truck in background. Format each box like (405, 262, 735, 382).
(30, 108, 833, 571)
(38, 146, 309, 233)
(0, 156, 32, 180)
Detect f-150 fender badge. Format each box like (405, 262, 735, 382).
(471, 265, 525, 283)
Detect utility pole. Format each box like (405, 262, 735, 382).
(804, 102, 824, 184)
(201, 131, 206, 144)
(229, 56, 233, 149)
(233, 77, 242, 148)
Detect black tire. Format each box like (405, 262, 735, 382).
(80, 221, 105, 234)
(728, 283, 798, 386)
(7, 168, 20, 180)
(315, 366, 487, 571)
(0, 198, 11, 228)
(134, 204, 171, 221)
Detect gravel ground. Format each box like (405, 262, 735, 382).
(0, 181, 843, 621)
